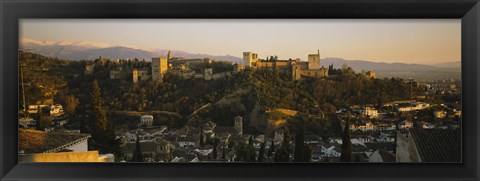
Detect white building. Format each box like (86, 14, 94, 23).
(140, 115, 154, 127)
(433, 110, 447, 119)
(49, 104, 64, 116)
(398, 102, 430, 112)
(364, 107, 378, 118)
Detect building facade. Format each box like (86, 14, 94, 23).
(151, 57, 168, 81)
(243, 52, 258, 67)
(308, 50, 321, 70)
(234, 116, 243, 135)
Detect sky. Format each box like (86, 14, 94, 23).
(20, 19, 461, 64)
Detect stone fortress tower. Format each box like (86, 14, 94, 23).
(151, 57, 168, 81)
(292, 49, 328, 80)
(243, 52, 258, 67)
(308, 49, 321, 70)
(234, 116, 243, 135)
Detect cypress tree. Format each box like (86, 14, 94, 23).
(274, 126, 291, 162)
(133, 135, 143, 162)
(222, 144, 226, 161)
(199, 131, 205, 147)
(258, 142, 265, 162)
(205, 134, 211, 145)
(282, 126, 291, 161)
(249, 135, 254, 146)
(294, 122, 305, 162)
(267, 139, 275, 158)
(212, 139, 218, 160)
(341, 115, 352, 162)
(303, 143, 312, 162)
(90, 80, 117, 154)
(91, 80, 108, 132)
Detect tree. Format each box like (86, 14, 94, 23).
(199, 131, 205, 147)
(249, 135, 254, 146)
(36, 107, 51, 131)
(64, 95, 80, 116)
(340, 115, 353, 162)
(341, 63, 349, 72)
(222, 144, 227, 160)
(133, 135, 143, 162)
(258, 142, 265, 162)
(205, 134, 212, 145)
(303, 143, 312, 162)
(354, 154, 362, 162)
(294, 123, 305, 162)
(91, 80, 108, 132)
(89, 80, 117, 154)
(235, 140, 256, 162)
(274, 126, 291, 162)
(212, 143, 218, 160)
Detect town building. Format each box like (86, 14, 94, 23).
(19, 129, 90, 154)
(397, 102, 430, 112)
(19, 117, 36, 128)
(234, 116, 243, 135)
(273, 129, 284, 145)
(364, 107, 378, 118)
(49, 104, 64, 116)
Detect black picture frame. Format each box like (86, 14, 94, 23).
(1, 0, 479, 180)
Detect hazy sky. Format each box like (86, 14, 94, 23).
(20, 19, 460, 64)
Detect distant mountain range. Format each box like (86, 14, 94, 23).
(20, 38, 243, 64)
(320, 58, 460, 72)
(21, 38, 460, 81)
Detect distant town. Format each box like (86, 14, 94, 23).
(18, 49, 461, 163)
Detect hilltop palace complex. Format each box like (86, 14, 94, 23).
(129, 49, 345, 83)
(243, 50, 329, 80)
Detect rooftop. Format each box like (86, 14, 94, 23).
(214, 126, 238, 135)
(410, 128, 461, 162)
(19, 129, 91, 154)
(378, 150, 396, 162)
